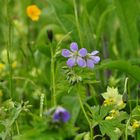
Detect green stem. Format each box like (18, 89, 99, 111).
(128, 82, 132, 113)
(6, 0, 13, 98)
(73, 0, 83, 48)
(124, 77, 128, 94)
(51, 46, 56, 106)
(77, 84, 93, 140)
(15, 120, 20, 135)
(125, 117, 131, 140)
(136, 85, 139, 106)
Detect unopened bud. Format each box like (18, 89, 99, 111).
(47, 29, 53, 42)
(122, 92, 128, 103)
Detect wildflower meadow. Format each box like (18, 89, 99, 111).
(0, 0, 140, 140)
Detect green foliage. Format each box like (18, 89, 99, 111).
(98, 60, 140, 82)
(0, 100, 31, 140)
(90, 105, 128, 139)
(0, 0, 140, 139)
(132, 106, 140, 120)
(114, 0, 139, 57)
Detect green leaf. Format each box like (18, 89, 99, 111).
(96, 5, 115, 47)
(98, 60, 140, 82)
(0, 103, 23, 140)
(91, 105, 113, 127)
(99, 119, 122, 140)
(61, 96, 80, 124)
(86, 0, 99, 14)
(132, 106, 140, 120)
(13, 130, 62, 140)
(118, 111, 129, 122)
(37, 43, 51, 58)
(83, 133, 90, 140)
(74, 132, 86, 140)
(114, 0, 139, 56)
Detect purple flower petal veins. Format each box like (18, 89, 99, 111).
(78, 48, 87, 57)
(62, 49, 72, 57)
(70, 42, 78, 52)
(53, 107, 70, 123)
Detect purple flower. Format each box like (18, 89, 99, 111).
(62, 42, 87, 67)
(86, 51, 100, 68)
(62, 42, 100, 69)
(53, 107, 70, 123)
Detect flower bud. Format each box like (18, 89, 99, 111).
(47, 29, 53, 43)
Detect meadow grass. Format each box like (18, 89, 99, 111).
(0, 0, 140, 140)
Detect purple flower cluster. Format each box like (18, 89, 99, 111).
(62, 42, 100, 68)
(53, 106, 70, 123)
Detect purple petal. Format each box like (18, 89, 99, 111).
(53, 107, 65, 122)
(53, 107, 70, 123)
(53, 112, 60, 121)
(91, 50, 99, 55)
(90, 56, 100, 64)
(66, 57, 76, 67)
(77, 56, 86, 67)
(70, 42, 78, 52)
(78, 48, 87, 57)
(62, 49, 71, 57)
(87, 59, 95, 68)
(62, 111, 70, 122)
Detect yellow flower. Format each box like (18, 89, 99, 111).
(132, 120, 140, 129)
(103, 98, 114, 106)
(110, 109, 119, 117)
(105, 109, 119, 120)
(102, 87, 119, 100)
(26, 5, 41, 21)
(105, 116, 113, 120)
(102, 87, 126, 109)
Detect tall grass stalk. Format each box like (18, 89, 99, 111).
(77, 84, 93, 140)
(5, 0, 13, 98)
(125, 117, 131, 140)
(124, 78, 129, 140)
(51, 45, 56, 106)
(136, 85, 139, 106)
(73, 0, 83, 48)
(15, 120, 20, 135)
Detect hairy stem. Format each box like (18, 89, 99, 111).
(51, 46, 56, 106)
